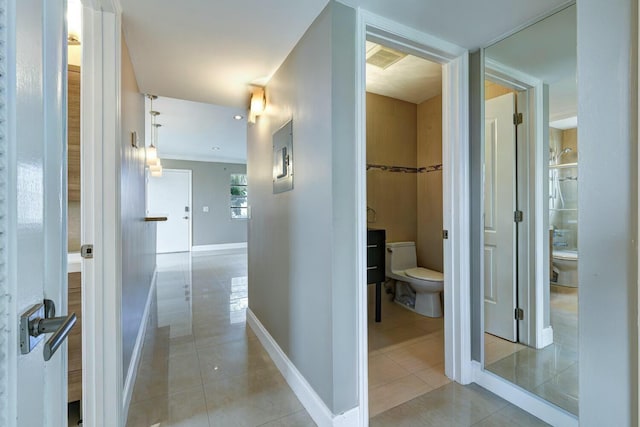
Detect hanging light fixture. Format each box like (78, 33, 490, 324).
(146, 94, 163, 177)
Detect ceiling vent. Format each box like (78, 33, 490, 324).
(366, 45, 407, 70)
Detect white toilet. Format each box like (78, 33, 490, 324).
(385, 242, 444, 317)
(552, 249, 578, 287)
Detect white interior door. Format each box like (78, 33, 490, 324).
(3, 0, 69, 425)
(147, 169, 192, 253)
(484, 92, 517, 342)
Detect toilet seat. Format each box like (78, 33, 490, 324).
(405, 267, 443, 281)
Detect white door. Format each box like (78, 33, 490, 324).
(3, 0, 69, 425)
(484, 92, 517, 342)
(147, 169, 192, 253)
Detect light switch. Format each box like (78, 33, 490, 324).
(203, 206, 209, 212)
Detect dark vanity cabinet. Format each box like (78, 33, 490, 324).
(367, 229, 386, 322)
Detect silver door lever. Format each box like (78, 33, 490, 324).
(20, 299, 77, 361)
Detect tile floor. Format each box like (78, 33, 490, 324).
(125, 250, 547, 426)
(126, 250, 314, 427)
(485, 285, 578, 415)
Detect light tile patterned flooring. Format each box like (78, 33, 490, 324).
(485, 285, 579, 415)
(126, 251, 547, 426)
(126, 250, 314, 427)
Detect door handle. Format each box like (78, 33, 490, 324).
(20, 299, 77, 361)
(183, 216, 189, 219)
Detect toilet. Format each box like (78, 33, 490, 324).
(385, 242, 444, 317)
(552, 249, 578, 287)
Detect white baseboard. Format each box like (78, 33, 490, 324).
(246, 309, 360, 427)
(540, 326, 554, 348)
(122, 268, 157, 421)
(472, 362, 578, 427)
(191, 242, 247, 252)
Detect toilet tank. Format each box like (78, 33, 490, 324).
(386, 242, 417, 274)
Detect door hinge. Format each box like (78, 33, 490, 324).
(81, 244, 94, 259)
(514, 210, 523, 223)
(515, 307, 524, 320)
(513, 112, 523, 125)
(442, 230, 449, 239)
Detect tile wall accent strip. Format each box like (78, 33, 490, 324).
(366, 163, 443, 173)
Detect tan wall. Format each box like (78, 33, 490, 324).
(366, 92, 417, 243)
(417, 95, 443, 271)
(562, 128, 578, 163)
(485, 80, 515, 100)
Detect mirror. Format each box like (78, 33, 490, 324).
(483, 4, 578, 416)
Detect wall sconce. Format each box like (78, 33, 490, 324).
(248, 86, 266, 124)
(67, 0, 82, 45)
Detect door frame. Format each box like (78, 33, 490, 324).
(80, 0, 124, 425)
(484, 59, 551, 350)
(355, 9, 471, 423)
(146, 168, 193, 253)
(472, 61, 578, 427)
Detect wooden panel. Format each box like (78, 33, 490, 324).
(366, 92, 417, 244)
(416, 95, 443, 272)
(562, 128, 578, 163)
(68, 65, 81, 202)
(68, 272, 82, 402)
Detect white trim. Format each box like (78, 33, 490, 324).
(355, 8, 472, 422)
(161, 153, 247, 165)
(81, 2, 124, 426)
(122, 268, 157, 422)
(191, 242, 247, 252)
(247, 309, 359, 427)
(472, 362, 578, 427)
(354, 9, 368, 425)
(541, 326, 554, 348)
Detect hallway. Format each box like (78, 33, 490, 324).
(124, 250, 550, 426)
(125, 250, 314, 426)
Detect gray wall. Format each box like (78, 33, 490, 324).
(161, 159, 247, 246)
(246, 2, 358, 414)
(578, 0, 638, 424)
(121, 37, 157, 378)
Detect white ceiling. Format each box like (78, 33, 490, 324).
(148, 96, 247, 164)
(119, 0, 572, 109)
(485, 5, 577, 120)
(366, 42, 441, 104)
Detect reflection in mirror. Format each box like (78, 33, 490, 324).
(482, 4, 578, 416)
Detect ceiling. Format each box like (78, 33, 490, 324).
(148, 96, 247, 164)
(119, 0, 572, 109)
(485, 5, 577, 120)
(366, 42, 441, 104)
(120, 1, 573, 163)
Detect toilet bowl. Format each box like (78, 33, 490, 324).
(386, 242, 444, 317)
(552, 249, 578, 287)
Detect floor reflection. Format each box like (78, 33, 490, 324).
(486, 285, 578, 415)
(126, 249, 314, 427)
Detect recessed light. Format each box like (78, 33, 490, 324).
(233, 115, 244, 120)
(212, 146, 221, 151)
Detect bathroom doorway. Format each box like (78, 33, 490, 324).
(364, 40, 450, 417)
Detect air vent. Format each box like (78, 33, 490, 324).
(366, 45, 407, 70)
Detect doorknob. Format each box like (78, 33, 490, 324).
(20, 299, 77, 361)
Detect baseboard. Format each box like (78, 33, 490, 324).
(472, 361, 578, 427)
(540, 326, 554, 348)
(246, 309, 361, 427)
(191, 242, 247, 252)
(122, 268, 157, 421)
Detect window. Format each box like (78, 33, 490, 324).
(230, 173, 248, 219)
